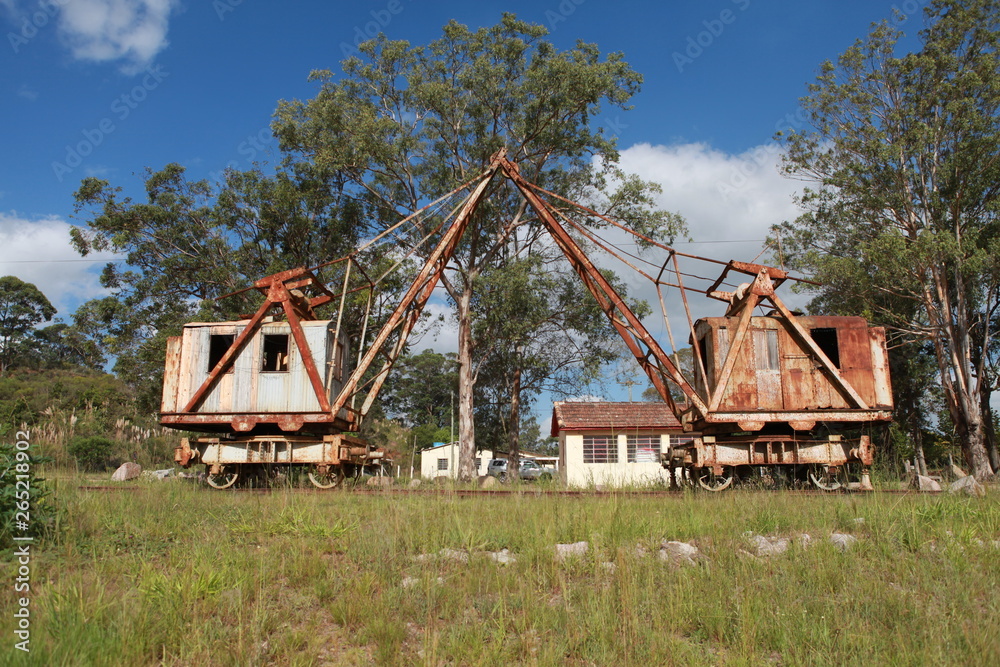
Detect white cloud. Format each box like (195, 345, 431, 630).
(0, 212, 119, 317)
(594, 141, 811, 335)
(56, 0, 177, 73)
(16, 83, 38, 100)
(410, 298, 458, 354)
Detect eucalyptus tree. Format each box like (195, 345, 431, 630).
(472, 253, 649, 478)
(774, 0, 1000, 479)
(70, 163, 374, 411)
(0, 276, 56, 374)
(273, 14, 682, 479)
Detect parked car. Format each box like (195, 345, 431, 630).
(486, 458, 552, 482)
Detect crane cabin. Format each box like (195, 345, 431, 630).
(161, 318, 354, 434)
(691, 314, 893, 425)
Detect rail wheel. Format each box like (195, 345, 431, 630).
(809, 466, 842, 492)
(308, 465, 346, 489)
(206, 465, 239, 489)
(695, 466, 735, 492)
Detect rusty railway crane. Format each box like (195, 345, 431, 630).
(164, 151, 892, 490)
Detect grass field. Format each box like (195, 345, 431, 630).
(3, 476, 999, 666)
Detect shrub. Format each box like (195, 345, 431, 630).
(0, 436, 57, 544)
(68, 435, 118, 471)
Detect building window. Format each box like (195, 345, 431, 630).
(208, 334, 235, 373)
(810, 328, 840, 368)
(261, 334, 290, 372)
(475, 458, 481, 470)
(437, 458, 448, 471)
(583, 436, 617, 464)
(627, 435, 659, 463)
(671, 434, 695, 448)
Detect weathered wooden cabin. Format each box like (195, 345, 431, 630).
(691, 314, 892, 432)
(160, 318, 353, 435)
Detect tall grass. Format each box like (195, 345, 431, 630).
(2, 478, 998, 665)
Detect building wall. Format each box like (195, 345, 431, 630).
(559, 430, 688, 487)
(419, 444, 493, 479)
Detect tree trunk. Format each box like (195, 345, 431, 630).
(963, 427, 994, 481)
(980, 383, 999, 473)
(508, 354, 522, 482)
(913, 430, 927, 477)
(456, 288, 477, 482)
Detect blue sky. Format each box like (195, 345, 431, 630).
(0, 0, 928, 401)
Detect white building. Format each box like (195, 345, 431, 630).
(419, 442, 494, 479)
(551, 401, 693, 487)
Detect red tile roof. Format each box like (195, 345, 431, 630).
(550, 401, 682, 437)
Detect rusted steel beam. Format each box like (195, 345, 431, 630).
(766, 290, 870, 410)
(707, 285, 761, 413)
(701, 409, 893, 424)
(182, 294, 274, 413)
(329, 156, 503, 424)
(280, 295, 333, 413)
(499, 157, 708, 418)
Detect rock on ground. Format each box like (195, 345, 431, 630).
(111, 462, 141, 482)
(366, 476, 392, 487)
(658, 540, 704, 566)
(479, 475, 498, 489)
(555, 541, 589, 560)
(408, 478, 421, 488)
(830, 532, 858, 552)
(914, 475, 942, 492)
(747, 535, 790, 557)
(949, 475, 986, 497)
(488, 548, 517, 565)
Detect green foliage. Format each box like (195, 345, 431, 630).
(67, 435, 118, 471)
(0, 436, 57, 545)
(0, 275, 56, 373)
(69, 160, 373, 412)
(411, 423, 452, 451)
(380, 349, 458, 428)
(8, 484, 1000, 664)
(273, 14, 683, 466)
(774, 0, 1000, 477)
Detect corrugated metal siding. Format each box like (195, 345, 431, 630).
(173, 320, 345, 415)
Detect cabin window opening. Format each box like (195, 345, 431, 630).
(583, 436, 617, 464)
(335, 341, 345, 380)
(207, 334, 235, 373)
(437, 458, 448, 471)
(697, 335, 710, 383)
(754, 329, 780, 371)
(810, 328, 840, 368)
(261, 334, 290, 372)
